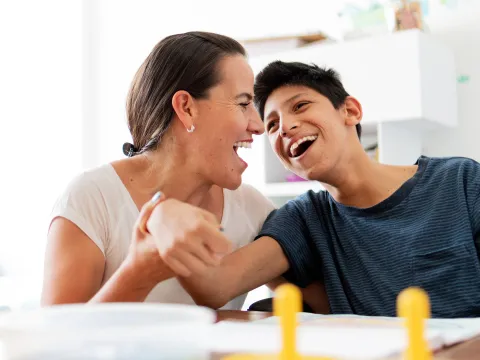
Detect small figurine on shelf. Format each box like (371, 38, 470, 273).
(395, 0, 423, 31)
(285, 172, 307, 182)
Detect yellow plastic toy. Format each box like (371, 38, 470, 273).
(224, 284, 432, 360)
(223, 283, 332, 360)
(397, 287, 432, 360)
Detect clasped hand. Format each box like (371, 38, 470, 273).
(132, 192, 232, 278)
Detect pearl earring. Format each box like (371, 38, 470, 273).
(187, 124, 195, 133)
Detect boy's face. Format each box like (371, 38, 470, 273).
(263, 85, 361, 180)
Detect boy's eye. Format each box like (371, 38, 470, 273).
(266, 120, 278, 132)
(294, 102, 308, 111)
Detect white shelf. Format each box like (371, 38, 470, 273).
(262, 181, 325, 197)
(249, 29, 457, 129)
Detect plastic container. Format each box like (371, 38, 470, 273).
(0, 303, 216, 359)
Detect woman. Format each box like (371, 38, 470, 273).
(42, 31, 275, 310)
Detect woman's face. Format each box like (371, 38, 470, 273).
(190, 55, 264, 190)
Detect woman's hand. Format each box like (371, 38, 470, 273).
(124, 191, 174, 285)
(146, 197, 232, 277)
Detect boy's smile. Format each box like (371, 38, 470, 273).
(263, 85, 351, 180)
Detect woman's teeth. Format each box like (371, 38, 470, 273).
(233, 141, 252, 149)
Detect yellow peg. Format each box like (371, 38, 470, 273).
(274, 284, 302, 360)
(223, 284, 333, 360)
(397, 287, 432, 360)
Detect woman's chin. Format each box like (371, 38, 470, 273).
(214, 171, 243, 191)
(224, 175, 243, 190)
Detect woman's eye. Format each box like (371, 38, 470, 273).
(239, 102, 250, 111)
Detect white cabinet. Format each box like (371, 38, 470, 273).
(243, 29, 458, 204)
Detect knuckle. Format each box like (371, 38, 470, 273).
(185, 226, 201, 238)
(163, 247, 175, 259)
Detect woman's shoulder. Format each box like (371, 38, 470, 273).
(48, 164, 124, 255)
(56, 164, 117, 202)
(51, 163, 127, 223)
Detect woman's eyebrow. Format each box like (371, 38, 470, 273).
(235, 92, 253, 101)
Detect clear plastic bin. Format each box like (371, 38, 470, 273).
(0, 303, 215, 359)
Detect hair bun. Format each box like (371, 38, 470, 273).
(122, 142, 138, 157)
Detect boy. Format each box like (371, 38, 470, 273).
(173, 61, 480, 318)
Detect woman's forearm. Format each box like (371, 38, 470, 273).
(89, 257, 174, 303)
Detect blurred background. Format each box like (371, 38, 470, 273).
(0, 0, 478, 310)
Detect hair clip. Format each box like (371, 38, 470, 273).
(122, 142, 138, 157)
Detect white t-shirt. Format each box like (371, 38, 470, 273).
(49, 164, 275, 310)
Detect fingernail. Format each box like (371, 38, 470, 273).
(150, 191, 162, 204)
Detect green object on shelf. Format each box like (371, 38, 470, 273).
(350, 5, 387, 29)
(457, 75, 470, 83)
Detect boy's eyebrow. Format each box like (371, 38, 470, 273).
(265, 92, 308, 120)
(283, 93, 308, 105)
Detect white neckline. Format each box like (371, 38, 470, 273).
(105, 163, 229, 225)
(105, 164, 140, 215)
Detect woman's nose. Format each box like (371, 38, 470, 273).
(248, 109, 265, 135)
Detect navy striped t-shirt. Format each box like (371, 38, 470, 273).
(257, 156, 480, 318)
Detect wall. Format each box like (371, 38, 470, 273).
(0, 0, 83, 305)
(423, 4, 480, 160)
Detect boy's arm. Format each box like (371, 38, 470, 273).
(179, 196, 325, 310)
(178, 236, 289, 309)
(266, 278, 330, 314)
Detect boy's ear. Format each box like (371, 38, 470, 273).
(343, 96, 363, 126)
(171, 90, 198, 131)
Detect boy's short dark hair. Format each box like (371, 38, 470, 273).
(254, 61, 362, 139)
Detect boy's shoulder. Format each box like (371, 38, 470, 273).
(421, 155, 480, 185)
(271, 189, 328, 219)
(423, 155, 480, 172)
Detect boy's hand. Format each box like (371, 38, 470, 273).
(146, 197, 231, 277)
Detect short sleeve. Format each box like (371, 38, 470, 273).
(49, 172, 108, 256)
(240, 183, 276, 234)
(255, 197, 319, 288)
(461, 158, 480, 235)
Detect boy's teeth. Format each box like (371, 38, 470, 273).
(290, 135, 318, 154)
(234, 141, 251, 149)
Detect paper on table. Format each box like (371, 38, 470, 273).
(211, 313, 480, 359)
(255, 313, 480, 347)
(211, 320, 443, 359)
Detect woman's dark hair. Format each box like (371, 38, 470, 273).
(124, 31, 246, 156)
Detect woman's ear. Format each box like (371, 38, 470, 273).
(171, 90, 197, 131)
(343, 96, 363, 126)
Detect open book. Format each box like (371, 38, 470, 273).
(211, 313, 480, 359)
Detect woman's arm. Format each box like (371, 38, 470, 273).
(42, 217, 105, 305)
(42, 193, 173, 305)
